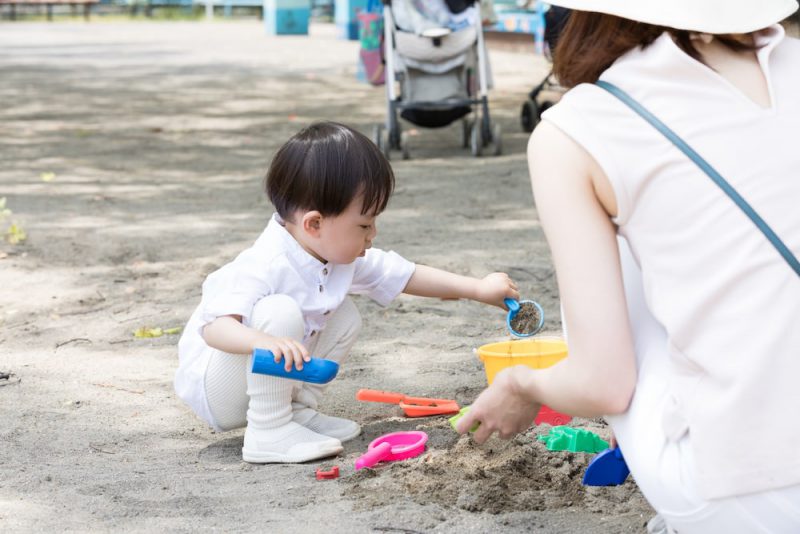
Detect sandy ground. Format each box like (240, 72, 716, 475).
(0, 22, 654, 532)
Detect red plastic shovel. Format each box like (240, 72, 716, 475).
(356, 388, 460, 417)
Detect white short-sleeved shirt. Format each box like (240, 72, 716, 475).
(175, 214, 416, 426)
(543, 26, 800, 498)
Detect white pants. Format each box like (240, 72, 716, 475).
(605, 238, 800, 533)
(203, 295, 362, 431)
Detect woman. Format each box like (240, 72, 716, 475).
(456, 1, 800, 531)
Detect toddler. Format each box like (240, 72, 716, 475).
(176, 121, 518, 463)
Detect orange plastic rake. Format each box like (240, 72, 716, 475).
(356, 389, 460, 417)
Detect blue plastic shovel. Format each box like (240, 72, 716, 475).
(251, 348, 339, 384)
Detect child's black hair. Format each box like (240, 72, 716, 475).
(265, 121, 395, 221)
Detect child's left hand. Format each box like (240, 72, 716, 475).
(475, 272, 519, 308)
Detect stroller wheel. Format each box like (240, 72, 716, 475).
(470, 120, 483, 157)
(520, 99, 540, 133)
(390, 122, 402, 151)
(380, 128, 391, 161)
(461, 118, 471, 149)
(491, 122, 503, 157)
(372, 124, 383, 148)
(401, 131, 410, 160)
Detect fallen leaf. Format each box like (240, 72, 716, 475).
(133, 326, 182, 338)
(6, 223, 26, 244)
(40, 172, 56, 182)
(133, 327, 163, 338)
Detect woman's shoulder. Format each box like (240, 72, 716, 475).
(527, 119, 598, 183)
(776, 31, 800, 54)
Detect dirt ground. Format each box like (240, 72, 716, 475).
(0, 22, 654, 532)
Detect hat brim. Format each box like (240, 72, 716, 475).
(543, 0, 799, 34)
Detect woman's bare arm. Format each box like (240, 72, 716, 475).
(457, 122, 638, 441)
(402, 264, 519, 309)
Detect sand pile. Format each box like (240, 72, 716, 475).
(342, 417, 649, 517)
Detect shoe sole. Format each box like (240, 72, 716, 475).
(241, 444, 343, 464)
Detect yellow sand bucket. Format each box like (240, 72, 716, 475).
(477, 337, 568, 385)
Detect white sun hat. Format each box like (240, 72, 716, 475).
(543, 0, 799, 34)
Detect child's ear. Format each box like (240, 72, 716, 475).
(302, 211, 323, 237)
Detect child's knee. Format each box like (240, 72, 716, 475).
(251, 294, 304, 340)
(337, 297, 363, 340)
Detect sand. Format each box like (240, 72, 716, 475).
(0, 21, 653, 532)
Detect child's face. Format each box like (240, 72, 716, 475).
(316, 195, 378, 264)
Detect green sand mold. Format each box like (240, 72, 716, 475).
(448, 406, 479, 433)
(537, 426, 609, 453)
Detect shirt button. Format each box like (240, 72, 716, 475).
(324, 310, 330, 315)
(310, 330, 316, 337)
(319, 284, 323, 292)
(322, 268, 328, 275)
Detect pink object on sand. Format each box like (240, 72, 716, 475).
(354, 431, 428, 470)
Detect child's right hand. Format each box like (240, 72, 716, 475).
(476, 272, 520, 309)
(260, 336, 310, 371)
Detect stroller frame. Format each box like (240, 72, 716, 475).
(520, 70, 563, 132)
(520, 4, 569, 132)
(374, 0, 502, 159)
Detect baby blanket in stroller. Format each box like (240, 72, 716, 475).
(392, 0, 479, 35)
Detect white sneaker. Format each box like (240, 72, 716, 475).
(242, 421, 343, 464)
(292, 407, 361, 442)
(646, 514, 668, 534)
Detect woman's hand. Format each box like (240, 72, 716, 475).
(259, 335, 310, 372)
(475, 272, 519, 308)
(455, 365, 541, 444)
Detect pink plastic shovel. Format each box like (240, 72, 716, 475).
(354, 431, 428, 471)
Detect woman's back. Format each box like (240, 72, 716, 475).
(540, 26, 800, 497)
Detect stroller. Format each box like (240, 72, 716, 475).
(520, 4, 570, 132)
(373, 0, 502, 159)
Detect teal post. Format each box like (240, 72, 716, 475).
(334, 0, 368, 40)
(264, 0, 311, 35)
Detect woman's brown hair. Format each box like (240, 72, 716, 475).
(552, 11, 759, 88)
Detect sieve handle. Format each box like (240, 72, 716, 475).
(504, 298, 520, 313)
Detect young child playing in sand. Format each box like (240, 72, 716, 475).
(176, 121, 519, 464)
